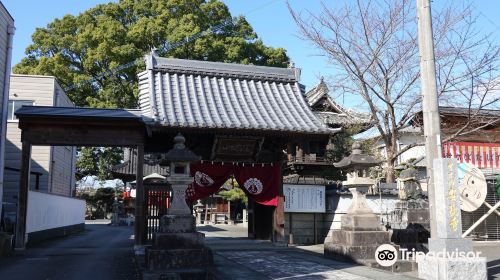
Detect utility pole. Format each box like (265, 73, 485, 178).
(416, 1, 487, 278)
(416, 0, 441, 239)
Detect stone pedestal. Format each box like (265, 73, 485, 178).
(145, 214, 213, 280)
(325, 213, 391, 265)
(390, 199, 430, 251)
(418, 256, 487, 280)
(143, 175, 213, 280)
(417, 159, 487, 280)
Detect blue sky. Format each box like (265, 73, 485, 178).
(2, 0, 500, 107)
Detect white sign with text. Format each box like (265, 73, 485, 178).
(284, 184, 325, 213)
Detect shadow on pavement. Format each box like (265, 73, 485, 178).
(197, 225, 228, 232)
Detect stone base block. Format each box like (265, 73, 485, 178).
(154, 232, 205, 249)
(418, 256, 487, 280)
(147, 247, 213, 270)
(391, 227, 430, 251)
(160, 215, 196, 233)
(341, 214, 381, 231)
(331, 230, 390, 246)
(359, 259, 418, 273)
(428, 238, 472, 253)
(324, 242, 382, 261)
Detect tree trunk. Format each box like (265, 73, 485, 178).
(385, 147, 396, 183)
(386, 164, 395, 183)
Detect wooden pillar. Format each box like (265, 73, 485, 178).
(134, 144, 145, 246)
(15, 141, 31, 249)
(286, 143, 294, 162)
(303, 140, 311, 162)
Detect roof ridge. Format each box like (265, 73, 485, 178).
(147, 55, 299, 82)
(25, 105, 141, 112)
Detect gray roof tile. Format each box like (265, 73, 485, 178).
(139, 55, 335, 134)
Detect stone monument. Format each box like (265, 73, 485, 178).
(144, 133, 213, 280)
(390, 161, 430, 251)
(418, 158, 487, 280)
(110, 197, 122, 226)
(324, 142, 394, 268)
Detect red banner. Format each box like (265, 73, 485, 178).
(186, 163, 233, 202)
(442, 142, 500, 170)
(234, 164, 280, 206)
(185, 162, 280, 206)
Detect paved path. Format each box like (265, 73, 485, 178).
(199, 224, 417, 280)
(2, 222, 497, 279)
(0, 223, 136, 280)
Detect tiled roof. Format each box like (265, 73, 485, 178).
(15, 106, 143, 121)
(111, 148, 169, 181)
(138, 54, 336, 135)
(438, 106, 500, 117)
(305, 80, 372, 127)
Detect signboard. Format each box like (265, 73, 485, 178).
(442, 142, 500, 170)
(284, 184, 325, 213)
(457, 163, 487, 212)
(211, 136, 263, 161)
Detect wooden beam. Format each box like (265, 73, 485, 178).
(21, 125, 144, 147)
(134, 144, 145, 246)
(15, 141, 31, 249)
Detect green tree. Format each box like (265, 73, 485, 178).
(14, 0, 288, 108)
(15, 0, 289, 180)
(219, 187, 248, 206)
(75, 147, 123, 181)
(94, 187, 116, 214)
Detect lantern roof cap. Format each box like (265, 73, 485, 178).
(164, 133, 200, 163)
(333, 141, 379, 170)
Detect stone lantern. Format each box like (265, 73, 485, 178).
(145, 133, 213, 278)
(193, 200, 204, 225)
(325, 142, 395, 268)
(163, 133, 200, 216)
(333, 142, 379, 218)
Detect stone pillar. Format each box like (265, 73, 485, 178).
(418, 158, 487, 280)
(242, 209, 248, 226)
(167, 179, 192, 216)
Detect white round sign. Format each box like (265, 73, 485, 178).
(458, 163, 487, 212)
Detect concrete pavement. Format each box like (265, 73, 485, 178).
(0, 222, 136, 280)
(1, 222, 498, 279)
(199, 224, 418, 280)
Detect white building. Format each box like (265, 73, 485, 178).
(3, 75, 84, 244)
(3, 75, 77, 201)
(0, 1, 14, 219)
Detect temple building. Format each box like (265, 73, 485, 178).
(13, 53, 336, 247)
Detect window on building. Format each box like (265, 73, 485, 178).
(7, 100, 33, 120)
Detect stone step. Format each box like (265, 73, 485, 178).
(153, 232, 206, 249)
(147, 248, 213, 270)
(331, 230, 390, 246)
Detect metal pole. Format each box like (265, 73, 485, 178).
(462, 200, 500, 238)
(416, 0, 442, 239)
(484, 201, 500, 217)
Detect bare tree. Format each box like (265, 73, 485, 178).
(289, 0, 500, 182)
